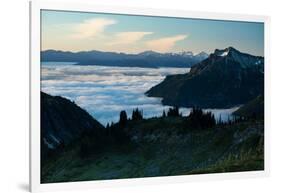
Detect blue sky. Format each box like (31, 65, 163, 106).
(41, 10, 264, 56)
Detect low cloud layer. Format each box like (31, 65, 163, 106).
(41, 62, 238, 125)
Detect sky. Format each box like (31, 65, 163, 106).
(41, 10, 264, 56)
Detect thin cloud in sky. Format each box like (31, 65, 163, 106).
(52, 16, 188, 53)
(108, 31, 153, 46)
(146, 35, 188, 52)
(70, 18, 117, 39)
(42, 10, 264, 55)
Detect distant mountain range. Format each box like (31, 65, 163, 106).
(146, 47, 264, 108)
(41, 49, 208, 68)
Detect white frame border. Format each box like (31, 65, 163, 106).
(30, 1, 271, 192)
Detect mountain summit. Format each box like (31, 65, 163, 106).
(146, 47, 264, 108)
(214, 46, 239, 57)
(213, 47, 264, 68)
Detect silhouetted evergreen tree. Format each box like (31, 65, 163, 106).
(187, 107, 216, 129)
(132, 108, 143, 121)
(162, 110, 166, 117)
(217, 114, 222, 125)
(167, 106, 180, 117)
(105, 123, 111, 137)
(107, 110, 130, 145)
(119, 110, 128, 127)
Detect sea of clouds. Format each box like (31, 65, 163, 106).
(41, 62, 238, 126)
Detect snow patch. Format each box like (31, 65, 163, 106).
(50, 134, 61, 145)
(255, 60, 262, 65)
(43, 138, 55, 149)
(220, 50, 229, 57)
(214, 49, 229, 57)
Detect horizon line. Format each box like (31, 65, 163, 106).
(40, 46, 265, 57)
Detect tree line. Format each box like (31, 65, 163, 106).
(114, 106, 217, 130)
(79, 107, 224, 158)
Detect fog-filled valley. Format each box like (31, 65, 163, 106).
(41, 62, 238, 125)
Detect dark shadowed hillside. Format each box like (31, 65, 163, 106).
(41, 92, 104, 158)
(146, 47, 264, 108)
(42, 113, 264, 183)
(233, 95, 264, 119)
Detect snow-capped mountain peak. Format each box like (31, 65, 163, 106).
(214, 47, 236, 57)
(178, 51, 194, 57)
(195, 51, 209, 59)
(139, 50, 161, 56)
(213, 47, 264, 68)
